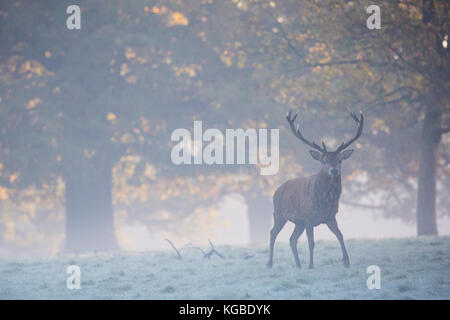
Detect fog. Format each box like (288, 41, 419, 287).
(0, 1, 448, 269)
(119, 195, 450, 252)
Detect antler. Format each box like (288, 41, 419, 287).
(286, 110, 326, 153)
(336, 111, 364, 152)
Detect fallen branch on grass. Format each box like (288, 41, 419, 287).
(183, 243, 207, 255)
(204, 240, 225, 259)
(165, 239, 226, 260)
(165, 238, 182, 260)
(244, 253, 256, 260)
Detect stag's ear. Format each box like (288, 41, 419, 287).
(340, 149, 354, 160)
(309, 150, 322, 161)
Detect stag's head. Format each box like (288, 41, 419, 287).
(286, 110, 364, 178)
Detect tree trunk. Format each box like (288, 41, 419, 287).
(244, 192, 272, 245)
(64, 162, 118, 253)
(416, 111, 441, 235)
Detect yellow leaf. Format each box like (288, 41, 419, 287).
(125, 75, 137, 83)
(120, 133, 134, 143)
(107, 113, 117, 121)
(144, 164, 156, 179)
(220, 52, 232, 67)
(9, 173, 19, 183)
(120, 63, 130, 76)
(27, 98, 41, 109)
(125, 48, 136, 59)
(0, 186, 8, 200)
(168, 12, 189, 26)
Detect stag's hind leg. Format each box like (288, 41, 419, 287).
(327, 217, 350, 267)
(306, 225, 315, 269)
(290, 222, 305, 268)
(267, 213, 287, 268)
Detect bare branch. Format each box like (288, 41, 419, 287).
(244, 253, 256, 260)
(182, 241, 225, 259)
(165, 238, 181, 260)
(441, 127, 450, 134)
(205, 240, 225, 259)
(341, 199, 385, 211)
(183, 243, 206, 255)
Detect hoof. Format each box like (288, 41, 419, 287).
(308, 265, 314, 269)
(343, 260, 350, 268)
(266, 261, 273, 269)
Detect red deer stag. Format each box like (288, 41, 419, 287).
(267, 110, 363, 269)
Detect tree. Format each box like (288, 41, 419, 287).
(0, 0, 295, 251)
(416, 0, 449, 235)
(241, 0, 449, 234)
(0, 0, 228, 252)
(2, 0, 447, 255)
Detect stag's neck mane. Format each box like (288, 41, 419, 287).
(313, 170, 342, 212)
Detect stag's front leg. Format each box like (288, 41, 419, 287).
(289, 223, 305, 268)
(267, 214, 287, 268)
(306, 225, 315, 269)
(327, 217, 350, 267)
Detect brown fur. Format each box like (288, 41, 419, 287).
(267, 166, 349, 269)
(273, 171, 341, 226)
(268, 110, 363, 269)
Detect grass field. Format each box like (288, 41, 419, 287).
(1, 236, 449, 299)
